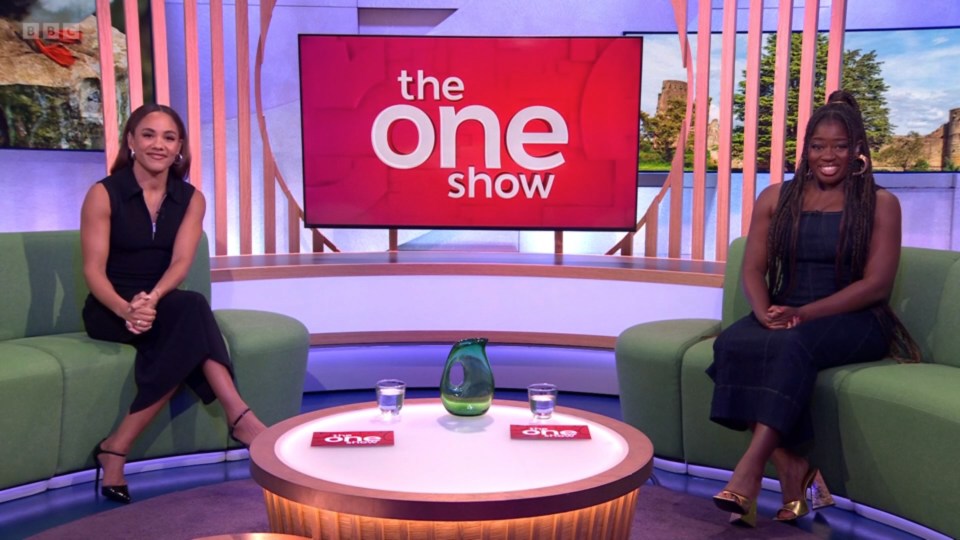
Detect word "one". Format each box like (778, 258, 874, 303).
(371, 70, 568, 200)
(324, 434, 382, 445)
(521, 427, 581, 438)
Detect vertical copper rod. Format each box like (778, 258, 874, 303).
(182, 0, 203, 189)
(95, 0, 118, 172)
(795, 0, 821, 165)
(825, 0, 848, 96)
(668, 0, 693, 258)
(741, 0, 765, 234)
(716, 0, 738, 261)
(236, 0, 253, 255)
(768, 0, 794, 185)
(123, 0, 143, 109)
(150, 0, 170, 105)
(210, 0, 229, 255)
(691, 0, 712, 260)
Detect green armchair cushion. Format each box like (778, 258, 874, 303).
(0, 231, 212, 342)
(615, 319, 720, 460)
(215, 309, 309, 448)
(933, 259, 960, 368)
(888, 248, 960, 362)
(0, 344, 63, 489)
(13, 334, 225, 475)
(838, 363, 960, 536)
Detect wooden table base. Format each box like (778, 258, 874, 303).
(263, 488, 640, 540)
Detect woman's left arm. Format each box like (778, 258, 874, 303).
(143, 190, 207, 305)
(775, 190, 902, 325)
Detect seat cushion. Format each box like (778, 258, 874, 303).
(0, 344, 64, 489)
(838, 363, 960, 538)
(15, 334, 225, 475)
(805, 359, 893, 499)
(889, 247, 960, 363)
(933, 258, 960, 367)
(0, 231, 88, 341)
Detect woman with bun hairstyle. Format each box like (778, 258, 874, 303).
(708, 90, 919, 526)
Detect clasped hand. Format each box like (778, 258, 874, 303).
(124, 291, 158, 334)
(763, 305, 803, 330)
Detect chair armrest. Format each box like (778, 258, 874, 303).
(215, 309, 309, 442)
(615, 319, 720, 460)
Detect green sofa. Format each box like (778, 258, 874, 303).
(616, 237, 960, 538)
(0, 230, 309, 498)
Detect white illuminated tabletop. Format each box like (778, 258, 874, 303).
(250, 398, 654, 540)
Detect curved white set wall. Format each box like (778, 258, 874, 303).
(211, 274, 722, 338)
(211, 272, 723, 395)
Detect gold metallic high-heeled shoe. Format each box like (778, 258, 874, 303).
(775, 468, 834, 522)
(713, 490, 757, 527)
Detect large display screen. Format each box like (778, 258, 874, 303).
(298, 35, 642, 230)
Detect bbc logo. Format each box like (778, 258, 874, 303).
(21, 22, 82, 42)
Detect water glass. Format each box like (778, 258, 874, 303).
(527, 383, 558, 420)
(376, 379, 406, 417)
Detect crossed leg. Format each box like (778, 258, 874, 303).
(98, 386, 179, 487)
(98, 359, 267, 487)
(202, 359, 266, 445)
(718, 423, 781, 504)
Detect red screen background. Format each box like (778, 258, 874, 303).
(299, 36, 642, 230)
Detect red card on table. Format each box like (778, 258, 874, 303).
(510, 425, 591, 440)
(312, 431, 394, 447)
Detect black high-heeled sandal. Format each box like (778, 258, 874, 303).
(92, 438, 131, 504)
(229, 408, 252, 447)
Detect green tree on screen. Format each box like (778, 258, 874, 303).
(733, 33, 892, 171)
(639, 98, 710, 169)
(643, 98, 689, 163)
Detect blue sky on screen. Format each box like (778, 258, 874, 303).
(639, 27, 960, 136)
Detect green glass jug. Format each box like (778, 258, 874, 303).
(440, 337, 494, 416)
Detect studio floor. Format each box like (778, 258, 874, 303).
(0, 388, 927, 540)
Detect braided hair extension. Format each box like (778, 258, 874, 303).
(766, 95, 921, 363)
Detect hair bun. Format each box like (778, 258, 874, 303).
(826, 90, 861, 114)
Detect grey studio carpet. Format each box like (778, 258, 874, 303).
(27, 479, 818, 540)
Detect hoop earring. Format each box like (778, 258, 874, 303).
(129, 149, 136, 160)
(175, 153, 183, 163)
(854, 154, 869, 176)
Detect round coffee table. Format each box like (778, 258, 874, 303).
(250, 398, 653, 539)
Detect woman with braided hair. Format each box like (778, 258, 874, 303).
(707, 90, 919, 526)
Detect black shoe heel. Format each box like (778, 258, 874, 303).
(92, 438, 132, 504)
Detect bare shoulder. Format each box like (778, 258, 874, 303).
(184, 184, 207, 221)
(81, 182, 110, 213)
(758, 182, 783, 200)
(189, 186, 206, 208)
(874, 188, 902, 217)
(84, 181, 108, 199)
(755, 182, 783, 213)
(875, 188, 900, 207)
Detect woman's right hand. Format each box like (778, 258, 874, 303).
(763, 305, 802, 330)
(124, 293, 157, 334)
